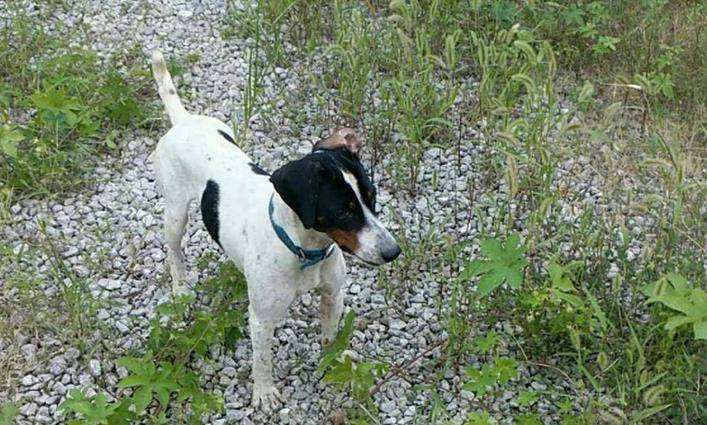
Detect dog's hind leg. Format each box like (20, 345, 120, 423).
(164, 200, 189, 293)
(153, 149, 191, 294)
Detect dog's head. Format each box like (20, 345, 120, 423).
(270, 128, 401, 265)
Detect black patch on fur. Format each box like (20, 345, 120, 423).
(217, 130, 236, 146)
(249, 162, 270, 176)
(201, 180, 221, 247)
(271, 148, 374, 232)
(312, 148, 377, 213)
(169, 89, 176, 95)
(271, 159, 321, 229)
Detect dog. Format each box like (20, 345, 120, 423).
(149, 51, 400, 408)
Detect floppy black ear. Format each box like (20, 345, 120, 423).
(270, 158, 321, 229)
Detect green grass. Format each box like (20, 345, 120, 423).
(225, 1, 705, 423)
(0, 5, 153, 201)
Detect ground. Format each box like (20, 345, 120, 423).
(1, 1, 704, 424)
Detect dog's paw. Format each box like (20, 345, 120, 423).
(251, 384, 281, 411)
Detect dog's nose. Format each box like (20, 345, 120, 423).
(382, 245, 401, 263)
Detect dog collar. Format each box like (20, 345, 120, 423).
(269, 193, 335, 270)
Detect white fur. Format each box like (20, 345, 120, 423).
(149, 52, 352, 410)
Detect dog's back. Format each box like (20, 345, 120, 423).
(150, 51, 271, 269)
(150, 50, 258, 196)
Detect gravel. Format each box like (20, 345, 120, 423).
(0, 0, 623, 424)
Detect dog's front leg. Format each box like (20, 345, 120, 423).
(321, 285, 344, 347)
(248, 308, 279, 409)
(247, 284, 294, 410)
(321, 254, 346, 346)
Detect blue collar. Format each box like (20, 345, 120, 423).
(269, 194, 335, 270)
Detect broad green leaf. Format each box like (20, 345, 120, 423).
(116, 357, 149, 375)
(691, 288, 707, 306)
(505, 267, 523, 289)
(505, 234, 524, 258)
(106, 399, 134, 425)
(473, 332, 499, 354)
(458, 259, 486, 282)
(555, 291, 584, 308)
(224, 325, 244, 347)
(84, 394, 116, 424)
(60, 390, 92, 415)
(60, 390, 117, 425)
(495, 357, 518, 383)
(664, 315, 694, 331)
(666, 273, 689, 293)
(548, 262, 574, 292)
(131, 385, 152, 414)
(324, 356, 354, 383)
(477, 268, 505, 296)
(693, 320, 707, 340)
(465, 411, 495, 425)
(656, 294, 693, 315)
(117, 375, 150, 388)
(645, 274, 706, 340)
(153, 386, 171, 408)
(471, 235, 527, 296)
(480, 239, 504, 259)
(463, 365, 497, 397)
(517, 390, 539, 407)
(586, 290, 612, 330)
(0, 125, 23, 158)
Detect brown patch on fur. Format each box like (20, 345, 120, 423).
(313, 128, 362, 154)
(326, 228, 360, 252)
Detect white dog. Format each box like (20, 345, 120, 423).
(149, 51, 400, 408)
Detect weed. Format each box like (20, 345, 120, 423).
(319, 311, 388, 421)
(0, 5, 152, 198)
(60, 261, 248, 424)
(459, 234, 528, 297)
(642, 273, 707, 340)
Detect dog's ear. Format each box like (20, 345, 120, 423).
(313, 128, 362, 154)
(270, 158, 322, 229)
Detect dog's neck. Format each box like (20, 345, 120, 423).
(270, 193, 333, 251)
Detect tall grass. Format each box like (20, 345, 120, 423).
(227, 0, 705, 422)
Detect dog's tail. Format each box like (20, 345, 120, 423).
(151, 50, 189, 125)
